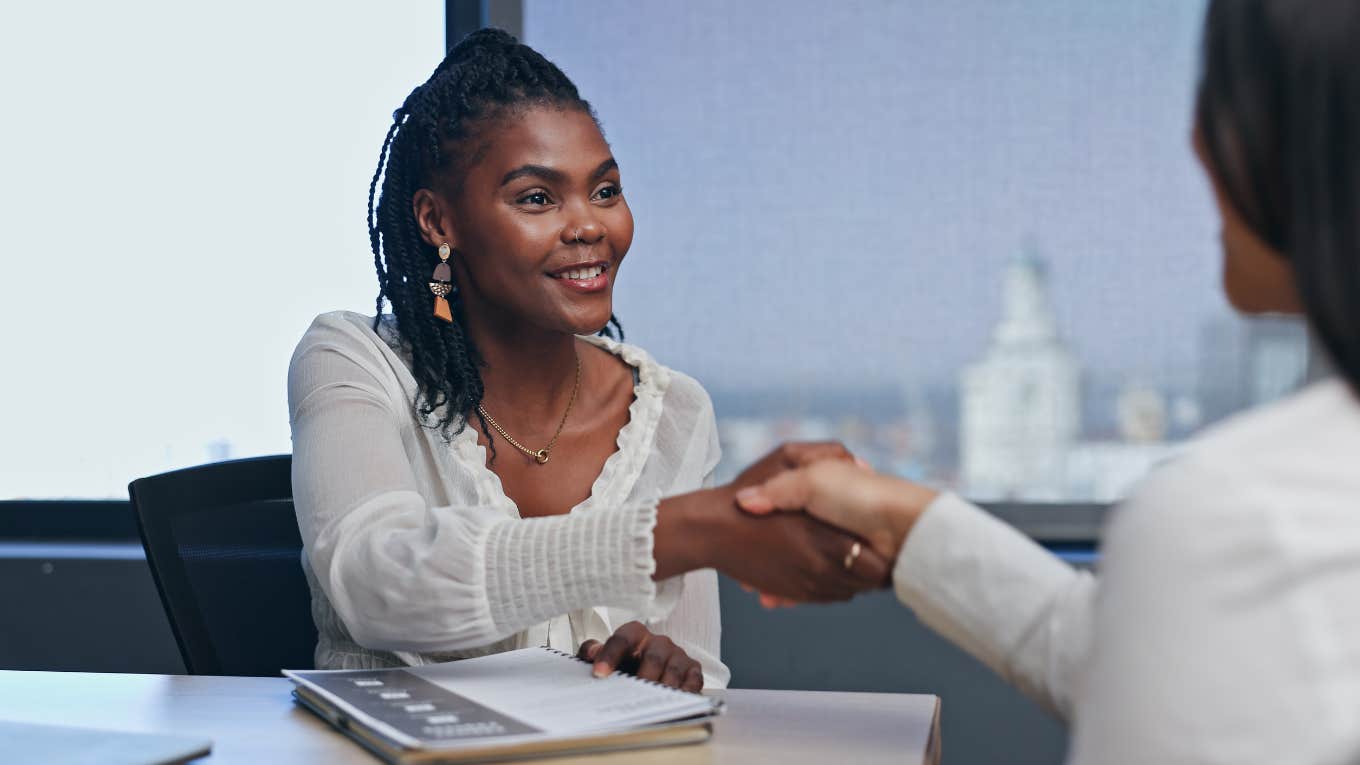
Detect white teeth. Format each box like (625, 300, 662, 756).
(558, 265, 604, 280)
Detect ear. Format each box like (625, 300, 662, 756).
(412, 188, 457, 249)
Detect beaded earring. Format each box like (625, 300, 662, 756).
(429, 243, 454, 323)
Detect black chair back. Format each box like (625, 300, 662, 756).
(129, 455, 316, 676)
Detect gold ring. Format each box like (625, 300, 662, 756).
(842, 541, 862, 571)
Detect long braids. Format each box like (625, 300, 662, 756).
(365, 29, 622, 445)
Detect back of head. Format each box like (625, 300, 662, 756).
(1196, 0, 1360, 392)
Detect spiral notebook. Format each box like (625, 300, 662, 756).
(284, 647, 722, 763)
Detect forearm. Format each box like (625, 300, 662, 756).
(893, 493, 1094, 720)
(652, 487, 733, 580)
(309, 493, 679, 653)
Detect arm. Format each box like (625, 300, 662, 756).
(289, 331, 670, 654)
(895, 494, 1095, 720)
(738, 461, 1095, 719)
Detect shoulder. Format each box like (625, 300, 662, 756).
(1186, 378, 1360, 472)
(1104, 379, 1360, 577)
(292, 311, 386, 356)
(288, 311, 404, 398)
(578, 334, 715, 420)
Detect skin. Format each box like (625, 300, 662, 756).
(1192, 127, 1304, 315)
(734, 126, 1306, 574)
(409, 106, 889, 688)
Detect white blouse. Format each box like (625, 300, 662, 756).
(287, 311, 729, 688)
(895, 379, 1360, 763)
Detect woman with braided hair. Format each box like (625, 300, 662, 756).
(287, 29, 889, 689)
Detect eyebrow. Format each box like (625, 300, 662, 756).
(499, 157, 619, 187)
(589, 158, 619, 181)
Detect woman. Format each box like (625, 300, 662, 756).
(737, 0, 1360, 760)
(288, 30, 888, 690)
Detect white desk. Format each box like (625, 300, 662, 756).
(0, 671, 939, 764)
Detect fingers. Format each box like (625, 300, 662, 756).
(658, 651, 695, 690)
(635, 635, 672, 682)
(778, 441, 855, 469)
(814, 523, 890, 594)
(846, 541, 892, 586)
(591, 621, 649, 678)
(577, 639, 602, 662)
(590, 623, 701, 692)
(682, 664, 704, 693)
(735, 467, 814, 515)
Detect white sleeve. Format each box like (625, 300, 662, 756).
(289, 336, 670, 655)
(892, 493, 1096, 720)
(643, 405, 729, 689)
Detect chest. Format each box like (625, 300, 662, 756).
(479, 402, 635, 518)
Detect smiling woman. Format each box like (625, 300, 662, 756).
(286, 29, 890, 691)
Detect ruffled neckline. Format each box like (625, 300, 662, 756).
(364, 314, 669, 516)
(443, 334, 671, 519)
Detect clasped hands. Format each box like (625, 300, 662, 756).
(588, 441, 940, 691)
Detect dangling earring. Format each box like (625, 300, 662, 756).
(429, 243, 454, 323)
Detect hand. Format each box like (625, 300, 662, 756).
(731, 441, 867, 490)
(655, 486, 892, 601)
(726, 441, 875, 607)
(577, 621, 704, 693)
(735, 460, 940, 562)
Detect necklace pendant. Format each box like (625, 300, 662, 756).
(534, 449, 550, 465)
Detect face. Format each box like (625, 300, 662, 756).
(1192, 127, 1303, 315)
(413, 106, 634, 336)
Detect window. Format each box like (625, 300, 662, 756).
(0, 1, 443, 499)
(2, 1, 1311, 503)
(523, 0, 1309, 503)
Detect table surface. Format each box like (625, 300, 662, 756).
(0, 671, 939, 765)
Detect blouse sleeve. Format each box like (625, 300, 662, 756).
(288, 324, 673, 655)
(892, 493, 1097, 720)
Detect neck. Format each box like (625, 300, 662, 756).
(460, 299, 582, 426)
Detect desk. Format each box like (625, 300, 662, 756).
(0, 671, 939, 764)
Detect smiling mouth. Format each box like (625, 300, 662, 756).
(550, 263, 609, 280)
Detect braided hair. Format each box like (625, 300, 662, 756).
(367, 29, 623, 444)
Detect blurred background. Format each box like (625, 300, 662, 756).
(0, 2, 1317, 763)
(0, 0, 1309, 504)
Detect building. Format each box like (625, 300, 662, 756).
(960, 248, 1081, 500)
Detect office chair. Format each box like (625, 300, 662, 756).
(129, 455, 317, 676)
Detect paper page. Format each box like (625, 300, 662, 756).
(287, 647, 717, 750)
(408, 648, 715, 733)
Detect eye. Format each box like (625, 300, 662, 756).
(594, 184, 623, 201)
(517, 190, 552, 206)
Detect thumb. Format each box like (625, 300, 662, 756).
(735, 468, 814, 515)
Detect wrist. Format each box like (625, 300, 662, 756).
(654, 487, 734, 579)
(879, 479, 938, 557)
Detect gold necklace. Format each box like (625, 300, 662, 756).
(477, 354, 581, 465)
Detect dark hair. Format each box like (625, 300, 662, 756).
(1196, 0, 1360, 391)
(366, 29, 622, 443)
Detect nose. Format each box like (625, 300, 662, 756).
(560, 213, 607, 245)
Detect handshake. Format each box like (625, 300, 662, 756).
(653, 441, 942, 607)
(581, 442, 944, 691)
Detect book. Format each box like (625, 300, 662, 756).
(284, 647, 722, 763)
